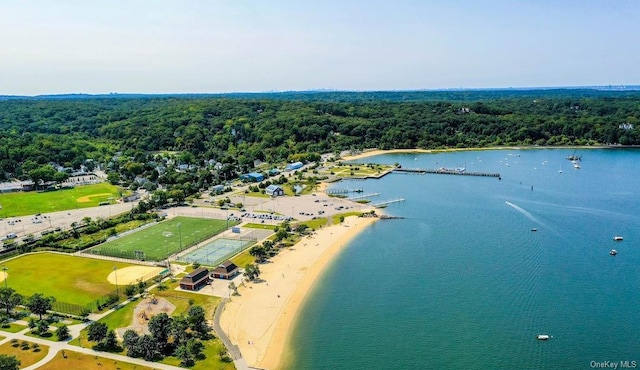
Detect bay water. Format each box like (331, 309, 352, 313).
(286, 148, 640, 370)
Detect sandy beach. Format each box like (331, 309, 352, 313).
(341, 148, 433, 161)
(219, 214, 379, 369)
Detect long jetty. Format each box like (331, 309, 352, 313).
(393, 168, 501, 178)
(348, 192, 380, 200)
(372, 198, 405, 207)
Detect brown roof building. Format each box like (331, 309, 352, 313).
(211, 260, 239, 280)
(179, 267, 210, 291)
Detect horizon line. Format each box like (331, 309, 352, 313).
(2, 84, 640, 98)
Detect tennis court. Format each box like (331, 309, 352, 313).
(179, 238, 254, 267)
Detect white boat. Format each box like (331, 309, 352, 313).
(573, 163, 581, 169)
(610, 249, 618, 256)
(613, 236, 624, 241)
(531, 228, 538, 232)
(537, 334, 550, 340)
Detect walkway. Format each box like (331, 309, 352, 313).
(212, 299, 251, 370)
(0, 277, 186, 369)
(0, 326, 185, 370)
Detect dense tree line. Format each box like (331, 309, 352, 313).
(1, 90, 639, 183)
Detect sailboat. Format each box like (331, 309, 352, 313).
(566, 150, 582, 161)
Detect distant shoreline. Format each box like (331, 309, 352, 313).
(341, 145, 626, 162)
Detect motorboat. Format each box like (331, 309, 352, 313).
(537, 334, 550, 340)
(610, 249, 618, 256)
(613, 236, 624, 241)
(531, 228, 538, 232)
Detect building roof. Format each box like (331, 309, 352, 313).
(213, 260, 238, 274)
(181, 267, 209, 284)
(265, 184, 283, 192)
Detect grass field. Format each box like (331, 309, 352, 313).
(0, 340, 49, 368)
(1, 252, 134, 306)
(0, 183, 122, 217)
(89, 216, 235, 261)
(38, 350, 155, 370)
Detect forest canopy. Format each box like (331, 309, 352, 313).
(0, 89, 639, 181)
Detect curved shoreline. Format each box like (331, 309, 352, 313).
(219, 215, 379, 369)
(341, 145, 616, 161)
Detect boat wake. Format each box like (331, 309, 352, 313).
(505, 201, 543, 224)
(505, 201, 570, 244)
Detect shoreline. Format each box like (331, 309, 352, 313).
(340, 145, 617, 162)
(219, 214, 379, 369)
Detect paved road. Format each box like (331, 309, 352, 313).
(213, 299, 251, 370)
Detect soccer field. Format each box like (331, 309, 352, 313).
(89, 216, 236, 261)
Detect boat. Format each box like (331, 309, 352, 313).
(573, 163, 581, 169)
(566, 150, 582, 161)
(536, 334, 550, 340)
(610, 249, 618, 256)
(531, 228, 538, 232)
(613, 236, 624, 241)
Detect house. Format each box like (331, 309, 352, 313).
(265, 184, 284, 196)
(285, 162, 303, 171)
(210, 261, 239, 280)
(179, 267, 210, 291)
(242, 172, 264, 182)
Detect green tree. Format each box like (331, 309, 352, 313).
(124, 284, 137, 298)
(26, 293, 55, 320)
(0, 354, 20, 370)
(174, 343, 194, 367)
(87, 321, 108, 342)
(57, 324, 70, 341)
(137, 334, 159, 361)
(148, 313, 172, 352)
(36, 320, 49, 336)
(243, 264, 261, 281)
(187, 305, 208, 336)
(0, 288, 22, 315)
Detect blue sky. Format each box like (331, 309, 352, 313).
(1, 1, 638, 95)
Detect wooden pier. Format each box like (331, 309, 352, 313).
(372, 198, 405, 207)
(393, 168, 501, 178)
(326, 188, 364, 194)
(348, 193, 380, 201)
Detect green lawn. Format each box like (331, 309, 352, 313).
(0, 183, 123, 217)
(89, 216, 235, 261)
(1, 252, 133, 306)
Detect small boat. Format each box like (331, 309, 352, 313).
(573, 163, 581, 169)
(613, 236, 624, 241)
(531, 228, 538, 232)
(536, 334, 550, 340)
(610, 249, 618, 256)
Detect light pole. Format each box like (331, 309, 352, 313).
(2, 267, 7, 289)
(113, 266, 119, 296)
(178, 223, 182, 251)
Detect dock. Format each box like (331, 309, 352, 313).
(372, 198, 405, 207)
(348, 192, 380, 201)
(393, 168, 501, 178)
(326, 188, 364, 194)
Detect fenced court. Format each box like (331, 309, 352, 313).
(87, 216, 237, 261)
(178, 238, 254, 266)
(177, 227, 273, 266)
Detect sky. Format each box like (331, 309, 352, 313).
(1, 0, 639, 95)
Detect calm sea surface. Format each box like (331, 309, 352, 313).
(286, 148, 640, 370)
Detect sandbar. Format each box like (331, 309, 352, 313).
(219, 214, 379, 369)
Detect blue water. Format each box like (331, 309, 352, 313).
(286, 148, 640, 370)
